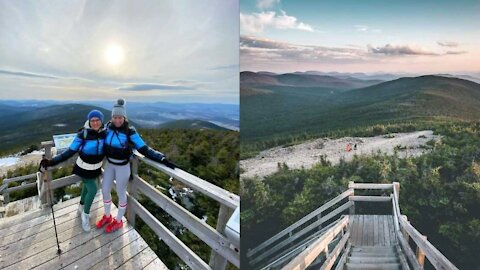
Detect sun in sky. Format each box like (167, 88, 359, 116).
(104, 43, 125, 66)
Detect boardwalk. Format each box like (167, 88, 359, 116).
(348, 215, 397, 247)
(0, 192, 167, 270)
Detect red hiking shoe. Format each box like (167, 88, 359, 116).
(105, 218, 123, 233)
(96, 214, 112, 229)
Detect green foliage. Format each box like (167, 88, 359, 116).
(241, 76, 480, 155)
(135, 128, 239, 269)
(242, 121, 480, 270)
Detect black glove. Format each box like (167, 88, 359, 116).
(39, 158, 51, 172)
(160, 158, 176, 169)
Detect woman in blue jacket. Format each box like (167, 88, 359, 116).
(40, 110, 106, 232)
(96, 99, 175, 233)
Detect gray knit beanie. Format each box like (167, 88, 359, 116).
(112, 98, 127, 117)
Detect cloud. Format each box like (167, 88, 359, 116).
(256, 0, 280, 9)
(368, 44, 440, 56)
(0, 1, 238, 103)
(240, 36, 472, 72)
(0, 69, 58, 80)
(240, 10, 314, 34)
(118, 83, 194, 91)
(445, 50, 467, 55)
(367, 44, 467, 56)
(354, 25, 381, 33)
(240, 36, 366, 64)
(437, 41, 459, 47)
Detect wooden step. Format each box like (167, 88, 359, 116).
(352, 246, 396, 252)
(349, 251, 397, 257)
(345, 262, 401, 270)
(348, 256, 400, 264)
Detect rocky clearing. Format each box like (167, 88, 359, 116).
(241, 130, 441, 179)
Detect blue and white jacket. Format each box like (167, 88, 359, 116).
(104, 121, 165, 165)
(50, 121, 106, 179)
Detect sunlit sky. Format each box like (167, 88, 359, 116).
(0, 0, 239, 103)
(240, 0, 480, 75)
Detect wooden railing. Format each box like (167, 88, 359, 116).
(348, 182, 458, 270)
(128, 152, 240, 269)
(281, 216, 349, 270)
(0, 173, 38, 204)
(246, 188, 354, 269)
(2, 141, 240, 270)
(391, 183, 458, 270)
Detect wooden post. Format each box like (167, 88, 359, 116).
(209, 204, 234, 270)
(348, 181, 355, 215)
(126, 157, 139, 227)
(317, 213, 322, 229)
(41, 142, 53, 205)
(3, 192, 9, 204)
(393, 182, 400, 198)
(416, 235, 427, 267)
(0, 194, 4, 218)
(401, 215, 410, 242)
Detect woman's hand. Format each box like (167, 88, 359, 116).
(160, 158, 176, 169)
(39, 158, 51, 172)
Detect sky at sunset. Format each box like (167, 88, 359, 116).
(241, 0, 480, 75)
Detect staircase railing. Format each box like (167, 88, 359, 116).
(246, 188, 354, 269)
(391, 183, 458, 270)
(281, 215, 349, 270)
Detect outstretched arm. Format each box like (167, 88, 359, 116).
(41, 134, 83, 171)
(137, 145, 166, 163)
(129, 128, 175, 168)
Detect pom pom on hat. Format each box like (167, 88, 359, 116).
(112, 98, 127, 117)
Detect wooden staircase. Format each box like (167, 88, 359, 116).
(345, 246, 402, 270)
(342, 214, 407, 270)
(247, 182, 458, 270)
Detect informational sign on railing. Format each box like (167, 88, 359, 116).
(225, 206, 240, 248)
(52, 133, 77, 153)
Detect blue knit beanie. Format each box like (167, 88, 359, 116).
(87, 110, 104, 122)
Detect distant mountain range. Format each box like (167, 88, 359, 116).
(0, 104, 111, 153)
(241, 71, 383, 89)
(0, 100, 239, 130)
(0, 101, 237, 154)
(241, 72, 480, 146)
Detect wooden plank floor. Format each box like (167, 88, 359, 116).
(0, 192, 168, 270)
(348, 215, 397, 246)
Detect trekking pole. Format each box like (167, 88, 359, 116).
(42, 165, 62, 255)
